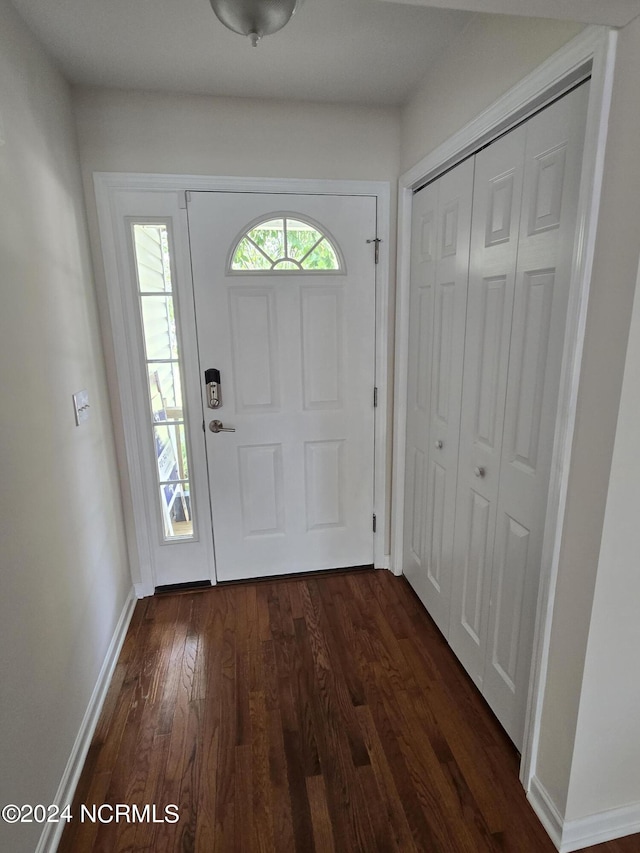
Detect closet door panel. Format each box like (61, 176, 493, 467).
(424, 159, 474, 634)
(483, 84, 589, 747)
(449, 127, 526, 686)
(403, 159, 473, 636)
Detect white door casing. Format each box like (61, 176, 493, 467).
(94, 176, 391, 597)
(187, 192, 377, 582)
(403, 181, 437, 608)
(96, 189, 217, 590)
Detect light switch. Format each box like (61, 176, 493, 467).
(73, 390, 90, 425)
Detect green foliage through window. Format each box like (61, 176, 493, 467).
(231, 217, 340, 272)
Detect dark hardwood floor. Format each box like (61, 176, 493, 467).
(59, 569, 639, 852)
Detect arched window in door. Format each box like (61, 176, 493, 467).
(230, 215, 343, 272)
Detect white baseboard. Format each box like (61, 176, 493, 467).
(560, 801, 640, 852)
(375, 554, 391, 571)
(528, 775, 640, 852)
(528, 775, 564, 849)
(35, 588, 137, 853)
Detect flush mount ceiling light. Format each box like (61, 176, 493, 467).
(209, 0, 300, 47)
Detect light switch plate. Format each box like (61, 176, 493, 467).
(73, 390, 90, 425)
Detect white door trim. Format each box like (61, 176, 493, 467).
(391, 23, 617, 797)
(94, 175, 391, 595)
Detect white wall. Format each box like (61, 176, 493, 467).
(401, 13, 584, 172)
(0, 3, 132, 851)
(557, 14, 640, 825)
(401, 10, 640, 836)
(73, 87, 401, 556)
(565, 257, 640, 823)
(73, 87, 400, 183)
(534, 14, 640, 820)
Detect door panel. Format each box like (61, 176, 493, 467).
(483, 84, 589, 746)
(229, 287, 280, 411)
(301, 286, 344, 409)
(449, 127, 526, 687)
(461, 490, 490, 644)
(238, 443, 285, 536)
(403, 159, 473, 635)
(187, 192, 376, 582)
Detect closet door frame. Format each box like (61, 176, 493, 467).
(392, 24, 617, 790)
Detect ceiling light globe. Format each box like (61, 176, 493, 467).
(209, 0, 299, 43)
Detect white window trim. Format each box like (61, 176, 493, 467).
(95, 175, 392, 596)
(390, 23, 617, 805)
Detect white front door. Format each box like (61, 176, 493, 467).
(187, 192, 377, 582)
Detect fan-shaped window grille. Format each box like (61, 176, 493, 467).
(230, 216, 341, 272)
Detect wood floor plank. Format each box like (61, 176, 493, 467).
(249, 690, 276, 853)
(194, 695, 219, 851)
(306, 774, 336, 853)
(213, 666, 236, 850)
(316, 576, 366, 707)
(266, 706, 296, 852)
(399, 635, 507, 835)
(282, 727, 316, 852)
(294, 603, 379, 852)
(360, 666, 444, 851)
(375, 665, 480, 853)
(303, 580, 370, 768)
(58, 571, 640, 853)
(355, 704, 420, 853)
(287, 578, 305, 621)
(288, 621, 322, 778)
(234, 743, 253, 852)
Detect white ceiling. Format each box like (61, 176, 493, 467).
(12, 0, 637, 107)
(9, 0, 474, 106)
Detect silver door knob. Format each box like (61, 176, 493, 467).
(474, 466, 485, 478)
(435, 440, 443, 449)
(209, 419, 236, 434)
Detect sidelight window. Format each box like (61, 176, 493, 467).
(132, 222, 194, 541)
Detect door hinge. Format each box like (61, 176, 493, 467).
(366, 237, 381, 264)
(373, 513, 377, 533)
(373, 386, 378, 407)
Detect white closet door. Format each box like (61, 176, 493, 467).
(483, 84, 589, 746)
(403, 182, 437, 608)
(404, 159, 473, 634)
(449, 127, 526, 686)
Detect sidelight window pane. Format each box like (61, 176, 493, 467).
(133, 222, 194, 541)
(154, 424, 189, 481)
(148, 364, 183, 416)
(140, 295, 178, 360)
